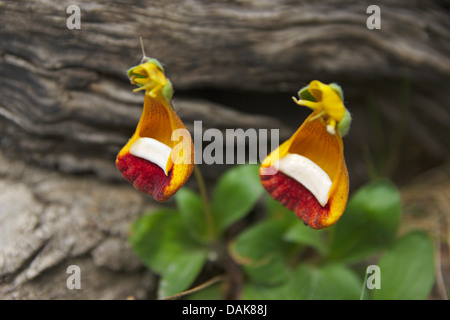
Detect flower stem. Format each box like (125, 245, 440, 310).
(194, 164, 215, 239)
(360, 268, 370, 300)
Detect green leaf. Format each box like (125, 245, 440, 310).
(158, 250, 208, 299)
(129, 209, 182, 273)
(285, 264, 361, 300)
(241, 253, 289, 286)
(242, 282, 291, 300)
(328, 179, 402, 262)
(230, 219, 290, 285)
(296, 264, 361, 300)
(265, 194, 327, 255)
(242, 264, 361, 300)
(175, 188, 208, 242)
(284, 223, 328, 255)
(129, 209, 208, 299)
(211, 164, 263, 233)
(187, 282, 224, 300)
(372, 231, 435, 300)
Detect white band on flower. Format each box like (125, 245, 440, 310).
(277, 153, 332, 207)
(130, 137, 172, 176)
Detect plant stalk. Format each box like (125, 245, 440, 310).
(360, 268, 370, 300)
(160, 275, 225, 300)
(194, 164, 215, 239)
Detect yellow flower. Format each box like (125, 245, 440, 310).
(260, 81, 351, 229)
(116, 58, 194, 201)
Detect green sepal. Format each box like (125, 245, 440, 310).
(298, 82, 351, 136)
(162, 78, 174, 103)
(127, 68, 145, 82)
(126, 58, 165, 81)
(328, 83, 351, 137)
(337, 108, 352, 137)
(298, 85, 317, 102)
(126, 58, 174, 104)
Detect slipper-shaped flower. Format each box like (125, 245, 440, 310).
(260, 81, 351, 229)
(116, 57, 194, 201)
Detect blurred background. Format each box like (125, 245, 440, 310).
(0, 0, 448, 299)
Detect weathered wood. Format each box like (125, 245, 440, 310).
(0, 0, 449, 180)
(0, 0, 449, 299)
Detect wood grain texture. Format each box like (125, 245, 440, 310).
(0, 0, 449, 180)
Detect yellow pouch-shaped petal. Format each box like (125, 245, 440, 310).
(116, 59, 194, 201)
(260, 81, 350, 229)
